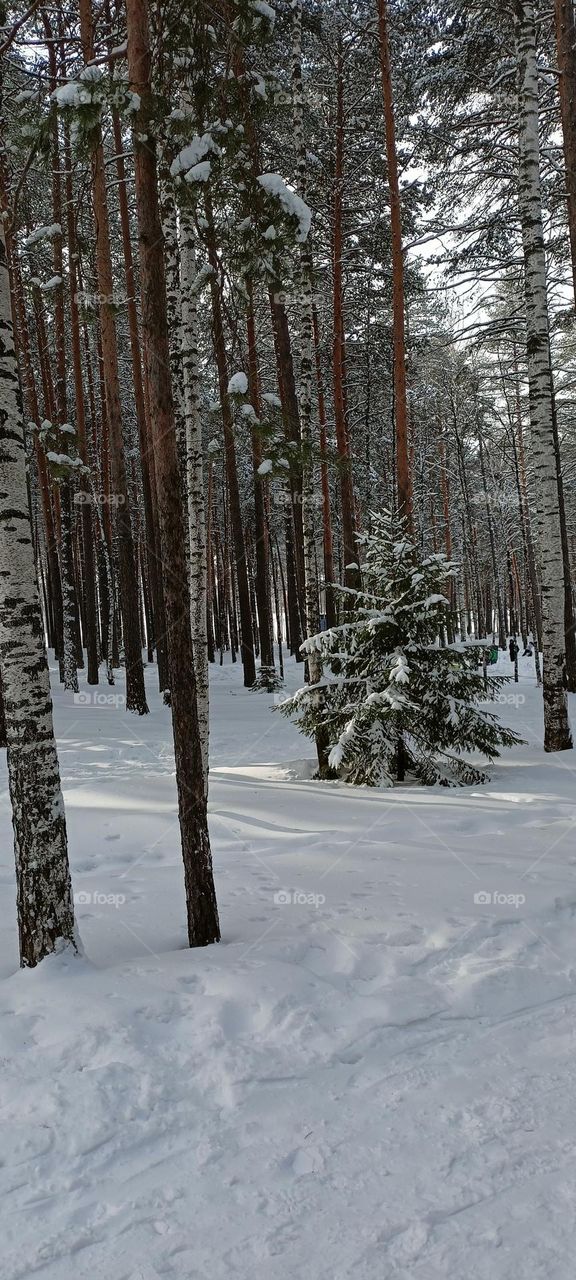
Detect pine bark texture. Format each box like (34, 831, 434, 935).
(79, 0, 148, 716)
(126, 0, 220, 945)
(376, 0, 413, 532)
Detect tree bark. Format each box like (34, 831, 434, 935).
(514, 0, 572, 750)
(204, 195, 257, 688)
(126, 0, 220, 944)
(333, 38, 360, 590)
(179, 205, 210, 783)
(554, 0, 576, 303)
(0, 220, 77, 967)
(376, 0, 413, 531)
(79, 0, 148, 715)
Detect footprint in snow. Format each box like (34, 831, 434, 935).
(288, 1145, 324, 1177)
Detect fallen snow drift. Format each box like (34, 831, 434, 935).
(1, 655, 576, 1278)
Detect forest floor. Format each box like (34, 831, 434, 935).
(1, 653, 576, 1278)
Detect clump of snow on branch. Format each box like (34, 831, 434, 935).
(228, 372, 248, 396)
(256, 173, 312, 242)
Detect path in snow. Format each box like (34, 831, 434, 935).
(1, 656, 576, 1278)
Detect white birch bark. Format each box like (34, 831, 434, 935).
(159, 161, 188, 509)
(292, 1, 330, 772)
(514, 0, 572, 751)
(292, 0, 320, 660)
(58, 479, 79, 692)
(179, 205, 209, 787)
(0, 222, 77, 966)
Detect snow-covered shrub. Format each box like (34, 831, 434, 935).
(278, 511, 522, 787)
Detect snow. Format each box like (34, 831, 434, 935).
(228, 371, 248, 395)
(45, 451, 81, 467)
(124, 92, 141, 114)
(251, 0, 276, 24)
(257, 173, 312, 242)
(170, 133, 220, 178)
(252, 73, 267, 100)
(2, 653, 576, 1277)
(24, 223, 62, 248)
(52, 82, 93, 108)
(257, 458, 273, 474)
(79, 65, 103, 82)
(184, 160, 212, 183)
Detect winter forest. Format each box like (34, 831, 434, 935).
(2, 0, 576, 1274)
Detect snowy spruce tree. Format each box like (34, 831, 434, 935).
(279, 513, 521, 788)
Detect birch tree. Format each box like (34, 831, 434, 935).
(180, 204, 210, 787)
(0, 218, 77, 967)
(513, 0, 572, 751)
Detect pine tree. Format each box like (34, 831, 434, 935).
(279, 512, 521, 787)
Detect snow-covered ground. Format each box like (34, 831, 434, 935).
(1, 653, 576, 1278)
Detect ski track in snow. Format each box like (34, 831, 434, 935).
(1, 655, 576, 1278)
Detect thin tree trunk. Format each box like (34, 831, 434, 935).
(554, 0, 576, 303)
(62, 115, 99, 685)
(312, 305, 337, 629)
(179, 205, 210, 784)
(106, 49, 168, 695)
(333, 39, 360, 590)
(293, 0, 330, 772)
(79, 0, 148, 715)
(376, 0, 413, 530)
(245, 285, 276, 680)
(204, 196, 256, 688)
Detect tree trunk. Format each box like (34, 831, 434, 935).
(333, 39, 360, 590)
(245, 283, 276, 680)
(62, 115, 99, 686)
(554, 0, 576, 303)
(376, 0, 413, 530)
(79, 0, 148, 715)
(179, 205, 210, 784)
(204, 196, 256, 688)
(514, 0, 572, 750)
(0, 220, 77, 967)
(126, 0, 220, 944)
(106, 52, 168, 695)
(293, 0, 330, 772)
